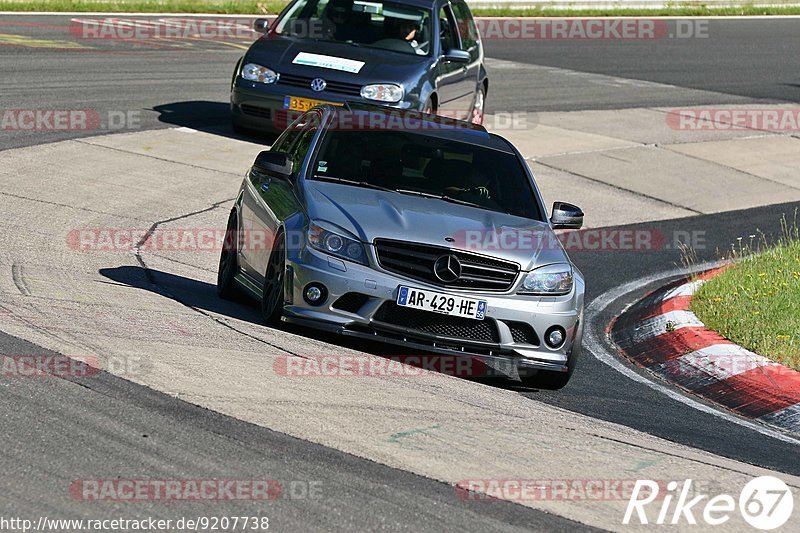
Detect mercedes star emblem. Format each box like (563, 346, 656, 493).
(433, 255, 462, 282)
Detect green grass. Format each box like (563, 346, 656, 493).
(691, 218, 800, 371)
(3, 0, 800, 16)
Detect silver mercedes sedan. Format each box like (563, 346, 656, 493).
(218, 103, 585, 389)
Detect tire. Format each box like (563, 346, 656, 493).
(422, 96, 435, 116)
(470, 85, 486, 125)
(217, 210, 240, 300)
(260, 233, 286, 325)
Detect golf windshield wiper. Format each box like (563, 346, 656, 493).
(313, 175, 394, 193)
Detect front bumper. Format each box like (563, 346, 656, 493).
(231, 84, 413, 132)
(282, 246, 584, 374)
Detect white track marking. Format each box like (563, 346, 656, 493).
(585, 261, 800, 445)
(630, 310, 704, 343)
(662, 279, 704, 299)
(659, 344, 779, 388)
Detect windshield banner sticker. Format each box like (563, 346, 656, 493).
(292, 52, 365, 74)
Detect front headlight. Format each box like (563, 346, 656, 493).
(241, 63, 278, 84)
(307, 224, 368, 266)
(518, 263, 573, 295)
(360, 84, 404, 103)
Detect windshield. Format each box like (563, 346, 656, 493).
(310, 130, 542, 220)
(275, 0, 432, 56)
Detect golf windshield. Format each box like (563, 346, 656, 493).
(275, 0, 432, 56)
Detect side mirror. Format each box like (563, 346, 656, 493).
(550, 201, 584, 230)
(253, 18, 271, 34)
(253, 151, 293, 179)
(443, 49, 470, 63)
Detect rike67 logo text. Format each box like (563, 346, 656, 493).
(624, 476, 793, 529)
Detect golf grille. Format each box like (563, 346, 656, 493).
(241, 104, 272, 119)
(278, 74, 362, 97)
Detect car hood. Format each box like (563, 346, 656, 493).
(305, 181, 569, 271)
(247, 36, 427, 80)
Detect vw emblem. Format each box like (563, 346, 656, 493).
(433, 255, 462, 283)
(310, 78, 327, 92)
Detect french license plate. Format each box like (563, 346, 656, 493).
(396, 286, 487, 320)
(283, 96, 339, 112)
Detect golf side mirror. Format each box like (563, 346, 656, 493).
(443, 49, 470, 63)
(253, 18, 271, 34)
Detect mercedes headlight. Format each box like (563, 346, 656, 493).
(360, 84, 404, 103)
(241, 63, 278, 84)
(307, 224, 368, 266)
(518, 263, 573, 295)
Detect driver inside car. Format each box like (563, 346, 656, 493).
(444, 167, 491, 199)
(322, 0, 357, 41)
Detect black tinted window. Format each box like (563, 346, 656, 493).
(276, 0, 432, 56)
(450, 1, 477, 49)
(438, 7, 456, 51)
(311, 130, 541, 220)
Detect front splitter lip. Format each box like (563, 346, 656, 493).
(280, 314, 570, 376)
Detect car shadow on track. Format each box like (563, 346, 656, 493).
(99, 265, 542, 392)
(153, 100, 278, 144)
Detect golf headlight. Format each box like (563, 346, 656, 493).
(307, 224, 368, 265)
(360, 84, 404, 103)
(241, 63, 278, 84)
(518, 263, 573, 295)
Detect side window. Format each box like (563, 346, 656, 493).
(450, 1, 477, 50)
(290, 126, 317, 175)
(271, 124, 303, 153)
(269, 111, 319, 177)
(438, 6, 458, 52)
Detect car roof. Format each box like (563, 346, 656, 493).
(322, 103, 516, 153)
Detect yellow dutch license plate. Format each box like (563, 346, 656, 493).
(283, 96, 340, 111)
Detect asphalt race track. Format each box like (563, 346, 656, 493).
(1, 14, 799, 531)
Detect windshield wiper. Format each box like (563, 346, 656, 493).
(396, 189, 483, 209)
(440, 195, 486, 209)
(313, 175, 394, 193)
(395, 189, 441, 198)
